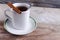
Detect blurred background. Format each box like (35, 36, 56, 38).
(0, 0, 60, 8)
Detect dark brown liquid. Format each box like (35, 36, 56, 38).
(17, 6, 28, 12)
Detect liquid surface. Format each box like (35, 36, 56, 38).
(17, 6, 28, 11)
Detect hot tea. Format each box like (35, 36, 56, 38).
(17, 6, 28, 12)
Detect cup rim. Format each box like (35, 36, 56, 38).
(12, 3, 31, 12)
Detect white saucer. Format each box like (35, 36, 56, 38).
(4, 17, 36, 35)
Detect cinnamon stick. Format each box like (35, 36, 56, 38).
(7, 2, 21, 14)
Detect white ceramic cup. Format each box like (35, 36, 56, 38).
(4, 3, 31, 30)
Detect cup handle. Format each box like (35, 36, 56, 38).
(4, 9, 15, 27)
(4, 9, 13, 21)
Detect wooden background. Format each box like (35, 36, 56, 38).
(0, 20, 60, 40)
(0, 4, 60, 40)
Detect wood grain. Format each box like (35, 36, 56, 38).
(0, 4, 60, 40)
(0, 21, 60, 40)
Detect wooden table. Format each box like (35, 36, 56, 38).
(0, 4, 60, 40)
